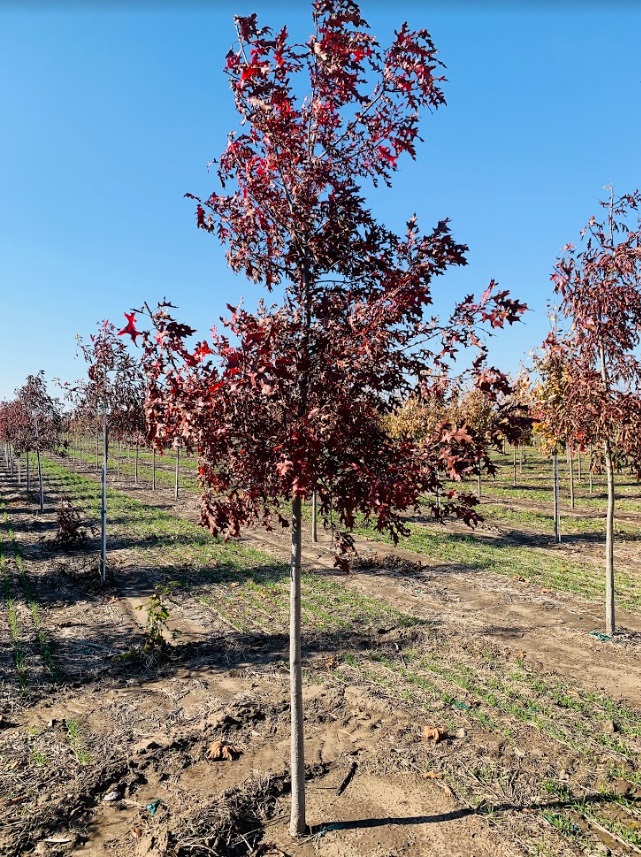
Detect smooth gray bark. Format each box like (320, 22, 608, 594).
(553, 453, 561, 543)
(289, 495, 306, 836)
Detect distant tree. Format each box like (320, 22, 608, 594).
(134, 0, 526, 835)
(76, 321, 146, 581)
(533, 332, 581, 541)
(12, 372, 63, 511)
(550, 188, 641, 635)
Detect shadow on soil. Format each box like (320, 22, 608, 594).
(312, 791, 639, 833)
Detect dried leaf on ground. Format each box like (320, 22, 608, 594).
(422, 770, 442, 779)
(423, 726, 448, 744)
(206, 739, 242, 761)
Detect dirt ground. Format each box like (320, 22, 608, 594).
(2, 457, 641, 857)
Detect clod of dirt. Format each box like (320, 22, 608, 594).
(206, 740, 242, 761)
(423, 726, 448, 744)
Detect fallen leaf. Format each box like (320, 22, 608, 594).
(130, 827, 143, 841)
(206, 739, 241, 761)
(515, 651, 526, 660)
(540, 588, 553, 594)
(423, 726, 448, 744)
(421, 771, 442, 779)
(230, 582, 240, 588)
(512, 575, 526, 582)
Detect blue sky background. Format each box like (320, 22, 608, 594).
(1, 1, 640, 400)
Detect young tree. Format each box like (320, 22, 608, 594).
(12, 373, 63, 511)
(76, 322, 146, 581)
(550, 188, 641, 635)
(533, 334, 577, 543)
(133, 1, 525, 835)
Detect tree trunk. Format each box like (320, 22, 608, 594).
(553, 453, 561, 543)
(152, 448, 156, 491)
(289, 494, 306, 836)
(36, 448, 44, 513)
(567, 446, 575, 510)
(577, 450, 582, 481)
(100, 409, 108, 583)
(598, 337, 615, 636)
(26, 452, 30, 494)
(604, 439, 615, 636)
(519, 446, 523, 475)
(174, 445, 180, 501)
(589, 445, 594, 494)
(17, 455, 21, 485)
(135, 443, 139, 485)
(513, 446, 517, 488)
(311, 491, 318, 543)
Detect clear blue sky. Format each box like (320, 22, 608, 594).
(1, 1, 640, 399)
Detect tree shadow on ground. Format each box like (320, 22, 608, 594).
(0, 618, 418, 705)
(311, 791, 639, 834)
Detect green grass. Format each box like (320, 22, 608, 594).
(1, 502, 57, 682)
(66, 719, 92, 765)
(356, 519, 641, 613)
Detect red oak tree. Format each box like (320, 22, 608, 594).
(550, 188, 641, 635)
(134, 0, 526, 834)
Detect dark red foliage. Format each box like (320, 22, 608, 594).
(118, 312, 141, 344)
(75, 321, 146, 444)
(549, 189, 641, 471)
(138, 0, 526, 570)
(53, 499, 96, 548)
(6, 372, 62, 455)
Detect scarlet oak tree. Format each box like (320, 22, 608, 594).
(550, 188, 641, 635)
(137, 0, 525, 836)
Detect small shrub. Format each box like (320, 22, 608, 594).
(138, 581, 180, 655)
(53, 499, 95, 548)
